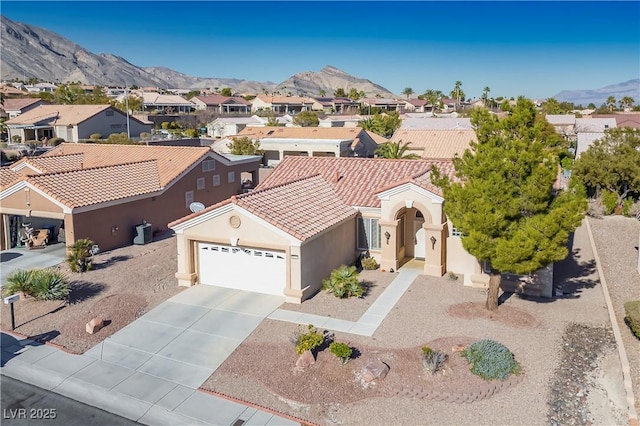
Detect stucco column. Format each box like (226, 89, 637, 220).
(380, 219, 399, 271)
(174, 235, 198, 287)
(284, 246, 303, 304)
(423, 223, 446, 276)
(0, 214, 9, 251)
(278, 149, 284, 161)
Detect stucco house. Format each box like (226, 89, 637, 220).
(141, 92, 195, 114)
(191, 95, 251, 114)
(575, 117, 617, 158)
(389, 129, 477, 159)
(1, 98, 47, 119)
(309, 97, 360, 114)
(251, 95, 315, 114)
(399, 117, 473, 130)
(220, 127, 381, 166)
(4, 105, 152, 143)
(0, 143, 261, 252)
(169, 155, 503, 303)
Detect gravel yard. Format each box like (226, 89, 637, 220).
(203, 219, 633, 426)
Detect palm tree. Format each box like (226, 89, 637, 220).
(450, 81, 464, 111)
(402, 87, 414, 99)
(375, 140, 420, 159)
(620, 96, 635, 110)
(424, 89, 440, 114)
(606, 96, 616, 111)
(319, 89, 326, 97)
(482, 86, 491, 108)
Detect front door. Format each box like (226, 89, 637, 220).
(414, 217, 425, 260)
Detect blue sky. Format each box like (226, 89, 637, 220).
(2, 1, 639, 99)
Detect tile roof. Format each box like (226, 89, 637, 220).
(545, 114, 576, 125)
(592, 113, 640, 129)
(238, 126, 369, 140)
(389, 129, 476, 159)
(0, 168, 22, 189)
(13, 153, 85, 174)
(254, 94, 315, 105)
(257, 156, 455, 207)
(5, 105, 112, 125)
(400, 117, 473, 130)
(40, 143, 210, 187)
(27, 161, 161, 208)
(575, 117, 617, 133)
(141, 93, 193, 106)
(2, 98, 43, 111)
(169, 174, 357, 241)
(194, 95, 250, 106)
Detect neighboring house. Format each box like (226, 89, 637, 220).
(400, 117, 473, 130)
(318, 115, 365, 128)
(389, 129, 477, 159)
(404, 99, 429, 113)
(592, 113, 640, 129)
(1, 98, 47, 119)
(191, 95, 252, 114)
(229, 127, 380, 166)
(575, 117, 617, 158)
(206, 116, 263, 138)
(24, 82, 57, 94)
(141, 92, 195, 114)
(546, 114, 577, 141)
(360, 98, 406, 113)
(0, 85, 27, 98)
(168, 155, 498, 303)
(251, 95, 315, 114)
(4, 105, 152, 142)
(0, 143, 261, 251)
(309, 97, 360, 114)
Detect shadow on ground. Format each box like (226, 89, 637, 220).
(91, 255, 131, 270)
(0, 252, 22, 262)
(67, 281, 106, 304)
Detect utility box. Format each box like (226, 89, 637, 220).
(133, 223, 152, 245)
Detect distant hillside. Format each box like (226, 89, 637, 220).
(0, 16, 393, 96)
(553, 79, 640, 107)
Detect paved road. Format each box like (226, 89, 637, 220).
(1, 375, 137, 425)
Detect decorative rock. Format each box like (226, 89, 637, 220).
(361, 359, 390, 382)
(295, 350, 315, 369)
(452, 344, 467, 352)
(85, 317, 104, 334)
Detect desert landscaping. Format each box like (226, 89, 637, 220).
(1, 217, 638, 426)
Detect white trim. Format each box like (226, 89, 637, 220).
(377, 182, 444, 204)
(171, 204, 235, 232)
(353, 206, 380, 215)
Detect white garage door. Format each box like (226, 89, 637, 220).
(198, 243, 286, 296)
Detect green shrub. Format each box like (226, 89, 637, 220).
(322, 265, 363, 298)
(3, 268, 69, 301)
(361, 257, 378, 270)
(421, 346, 448, 375)
(624, 300, 640, 339)
(140, 132, 151, 141)
(66, 239, 97, 272)
(89, 133, 102, 140)
(11, 135, 22, 143)
(330, 341, 353, 365)
(184, 128, 199, 138)
(601, 190, 618, 215)
(294, 324, 324, 355)
(622, 197, 634, 216)
(49, 137, 64, 146)
(461, 339, 521, 381)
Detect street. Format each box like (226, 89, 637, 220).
(1, 375, 137, 425)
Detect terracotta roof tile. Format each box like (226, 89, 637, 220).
(18, 153, 85, 173)
(390, 129, 476, 159)
(5, 105, 112, 125)
(238, 126, 367, 140)
(0, 168, 22, 189)
(236, 175, 356, 240)
(27, 161, 161, 208)
(2, 98, 43, 111)
(42, 143, 210, 187)
(257, 156, 454, 207)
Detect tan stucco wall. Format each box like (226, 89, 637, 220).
(1, 188, 65, 216)
(299, 218, 357, 300)
(446, 234, 483, 286)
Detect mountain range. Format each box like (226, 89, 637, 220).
(1, 14, 637, 104)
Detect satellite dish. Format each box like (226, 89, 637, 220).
(189, 202, 205, 213)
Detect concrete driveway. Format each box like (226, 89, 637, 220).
(0, 243, 67, 285)
(85, 285, 285, 389)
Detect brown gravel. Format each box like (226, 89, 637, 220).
(588, 215, 640, 409)
(202, 220, 631, 426)
(0, 234, 184, 353)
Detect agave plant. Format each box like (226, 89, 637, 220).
(322, 265, 363, 298)
(3, 269, 34, 296)
(3, 268, 69, 301)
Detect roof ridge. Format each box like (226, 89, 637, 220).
(28, 159, 158, 177)
(237, 173, 324, 200)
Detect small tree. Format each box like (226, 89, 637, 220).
(292, 111, 319, 127)
(220, 87, 233, 96)
(227, 137, 263, 155)
(432, 98, 586, 311)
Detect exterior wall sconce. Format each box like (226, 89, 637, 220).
(384, 231, 391, 244)
(430, 235, 437, 250)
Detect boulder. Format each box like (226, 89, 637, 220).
(85, 317, 105, 334)
(295, 350, 316, 369)
(361, 359, 389, 382)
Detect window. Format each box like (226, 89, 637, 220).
(196, 177, 205, 190)
(202, 159, 215, 172)
(185, 190, 194, 208)
(212, 174, 220, 187)
(451, 226, 464, 237)
(228, 171, 235, 183)
(105, 110, 114, 116)
(358, 217, 381, 250)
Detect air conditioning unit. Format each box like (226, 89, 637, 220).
(133, 223, 152, 245)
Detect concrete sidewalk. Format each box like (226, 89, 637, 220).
(1, 287, 301, 426)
